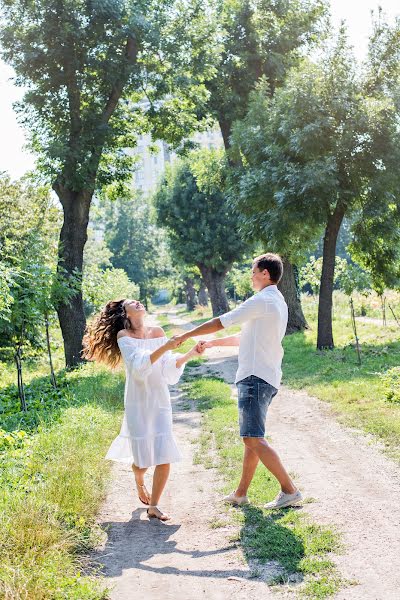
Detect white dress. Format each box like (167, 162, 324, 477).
(105, 335, 184, 468)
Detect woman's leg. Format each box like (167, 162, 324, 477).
(148, 463, 171, 519)
(132, 463, 150, 504)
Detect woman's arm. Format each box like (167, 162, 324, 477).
(150, 337, 180, 365)
(175, 344, 204, 369)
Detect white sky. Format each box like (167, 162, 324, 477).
(1, 0, 399, 180)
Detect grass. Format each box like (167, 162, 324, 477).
(0, 359, 125, 599)
(183, 376, 342, 598)
(284, 296, 400, 462)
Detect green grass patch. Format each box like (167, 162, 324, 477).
(283, 312, 400, 462)
(184, 376, 341, 598)
(0, 361, 125, 599)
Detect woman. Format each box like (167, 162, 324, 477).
(82, 298, 202, 521)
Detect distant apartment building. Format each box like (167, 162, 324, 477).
(129, 127, 224, 195)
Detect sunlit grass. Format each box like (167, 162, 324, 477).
(0, 360, 123, 599)
(184, 377, 342, 598)
(283, 310, 400, 462)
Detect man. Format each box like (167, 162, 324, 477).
(173, 253, 302, 509)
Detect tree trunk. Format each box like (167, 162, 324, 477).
(199, 267, 229, 316)
(278, 259, 308, 334)
(198, 281, 209, 306)
(317, 203, 346, 349)
(219, 117, 232, 152)
(185, 277, 196, 311)
(54, 184, 92, 367)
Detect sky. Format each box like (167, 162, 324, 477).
(1, 0, 399, 180)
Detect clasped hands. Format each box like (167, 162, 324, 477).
(167, 333, 213, 356)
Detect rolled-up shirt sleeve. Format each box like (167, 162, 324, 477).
(161, 351, 185, 385)
(220, 294, 266, 328)
(117, 339, 152, 381)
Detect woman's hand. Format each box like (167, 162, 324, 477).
(164, 337, 182, 351)
(197, 340, 213, 352)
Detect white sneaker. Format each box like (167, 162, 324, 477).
(264, 489, 303, 510)
(223, 491, 250, 506)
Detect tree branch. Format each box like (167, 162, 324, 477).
(101, 34, 139, 125)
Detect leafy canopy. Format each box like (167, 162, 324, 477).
(154, 148, 249, 275)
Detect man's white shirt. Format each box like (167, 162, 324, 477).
(219, 284, 288, 388)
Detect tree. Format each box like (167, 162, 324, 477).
(0, 0, 217, 366)
(93, 186, 171, 307)
(202, 0, 326, 330)
(0, 175, 75, 402)
(154, 149, 250, 315)
(231, 27, 400, 349)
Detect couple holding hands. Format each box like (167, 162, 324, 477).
(83, 253, 302, 521)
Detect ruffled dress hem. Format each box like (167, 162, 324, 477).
(105, 431, 183, 468)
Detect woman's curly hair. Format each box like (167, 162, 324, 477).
(82, 299, 131, 368)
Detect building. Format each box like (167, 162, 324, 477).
(130, 127, 223, 195)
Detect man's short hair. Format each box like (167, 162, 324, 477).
(253, 253, 283, 284)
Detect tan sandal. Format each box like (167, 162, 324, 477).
(135, 482, 151, 505)
(147, 506, 171, 521)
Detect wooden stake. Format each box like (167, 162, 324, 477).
(350, 297, 362, 365)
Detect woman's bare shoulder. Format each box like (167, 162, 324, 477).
(149, 326, 166, 338)
(117, 329, 130, 340)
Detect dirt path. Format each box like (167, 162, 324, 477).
(91, 309, 400, 599)
(206, 354, 400, 600)
(90, 382, 282, 600)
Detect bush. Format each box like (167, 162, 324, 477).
(381, 367, 400, 404)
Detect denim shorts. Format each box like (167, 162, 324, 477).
(236, 375, 278, 438)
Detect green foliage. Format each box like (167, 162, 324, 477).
(82, 229, 139, 314)
(231, 25, 400, 279)
(226, 262, 254, 300)
(0, 361, 123, 599)
(0, 174, 70, 348)
(93, 187, 172, 301)
(0, 0, 219, 190)
(205, 0, 327, 145)
(155, 148, 249, 274)
(283, 294, 400, 462)
(335, 259, 371, 297)
(300, 257, 370, 296)
(380, 367, 400, 404)
(0, 373, 71, 432)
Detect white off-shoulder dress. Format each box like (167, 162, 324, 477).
(105, 335, 185, 468)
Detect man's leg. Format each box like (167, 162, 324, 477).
(236, 444, 259, 497)
(243, 437, 296, 494)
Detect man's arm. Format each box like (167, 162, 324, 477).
(200, 335, 240, 349)
(172, 317, 224, 344)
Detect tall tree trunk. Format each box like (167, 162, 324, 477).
(219, 117, 232, 152)
(278, 259, 308, 334)
(54, 184, 92, 367)
(317, 203, 346, 349)
(199, 266, 229, 316)
(185, 277, 196, 311)
(198, 281, 209, 306)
